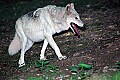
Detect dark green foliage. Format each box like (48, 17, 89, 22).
(71, 62, 92, 80)
(78, 62, 92, 70)
(35, 60, 49, 71)
(27, 76, 43, 80)
(115, 62, 120, 71)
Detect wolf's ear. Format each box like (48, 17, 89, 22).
(66, 4, 71, 12)
(70, 3, 74, 9)
(66, 3, 74, 12)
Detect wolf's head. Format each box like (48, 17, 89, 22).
(65, 3, 85, 37)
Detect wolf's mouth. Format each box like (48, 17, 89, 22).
(70, 22, 80, 38)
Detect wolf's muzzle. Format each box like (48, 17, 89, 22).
(77, 24, 87, 31)
(79, 26, 86, 31)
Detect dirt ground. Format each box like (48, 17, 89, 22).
(0, 2, 120, 80)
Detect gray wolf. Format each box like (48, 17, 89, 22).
(8, 3, 84, 67)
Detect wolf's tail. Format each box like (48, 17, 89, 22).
(8, 33, 21, 55)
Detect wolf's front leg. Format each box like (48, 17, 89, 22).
(45, 34, 67, 60)
(40, 39, 48, 60)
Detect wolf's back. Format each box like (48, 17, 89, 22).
(8, 33, 21, 55)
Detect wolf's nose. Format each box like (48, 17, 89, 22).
(80, 24, 86, 31)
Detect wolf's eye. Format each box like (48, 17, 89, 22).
(75, 17, 78, 19)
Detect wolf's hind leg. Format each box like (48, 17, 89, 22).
(19, 37, 28, 67)
(16, 29, 27, 67)
(40, 39, 48, 60)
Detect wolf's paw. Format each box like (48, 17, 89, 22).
(40, 57, 47, 60)
(19, 59, 25, 67)
(58, 56, 67, 60)
(19, 63, 25, 67)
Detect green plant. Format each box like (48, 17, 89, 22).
(115, 62, 120, 71)
(71, 66, 78, 73)
(111, 72, 120, 80)
(78, 62, 92, 70)
(27, 76, 43, 80)
(71, 62, 92, 80)
(46, 64, 59, 75)
(35, 60, 49, 71)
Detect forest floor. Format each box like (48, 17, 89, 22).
(0, 0, 120, 80)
